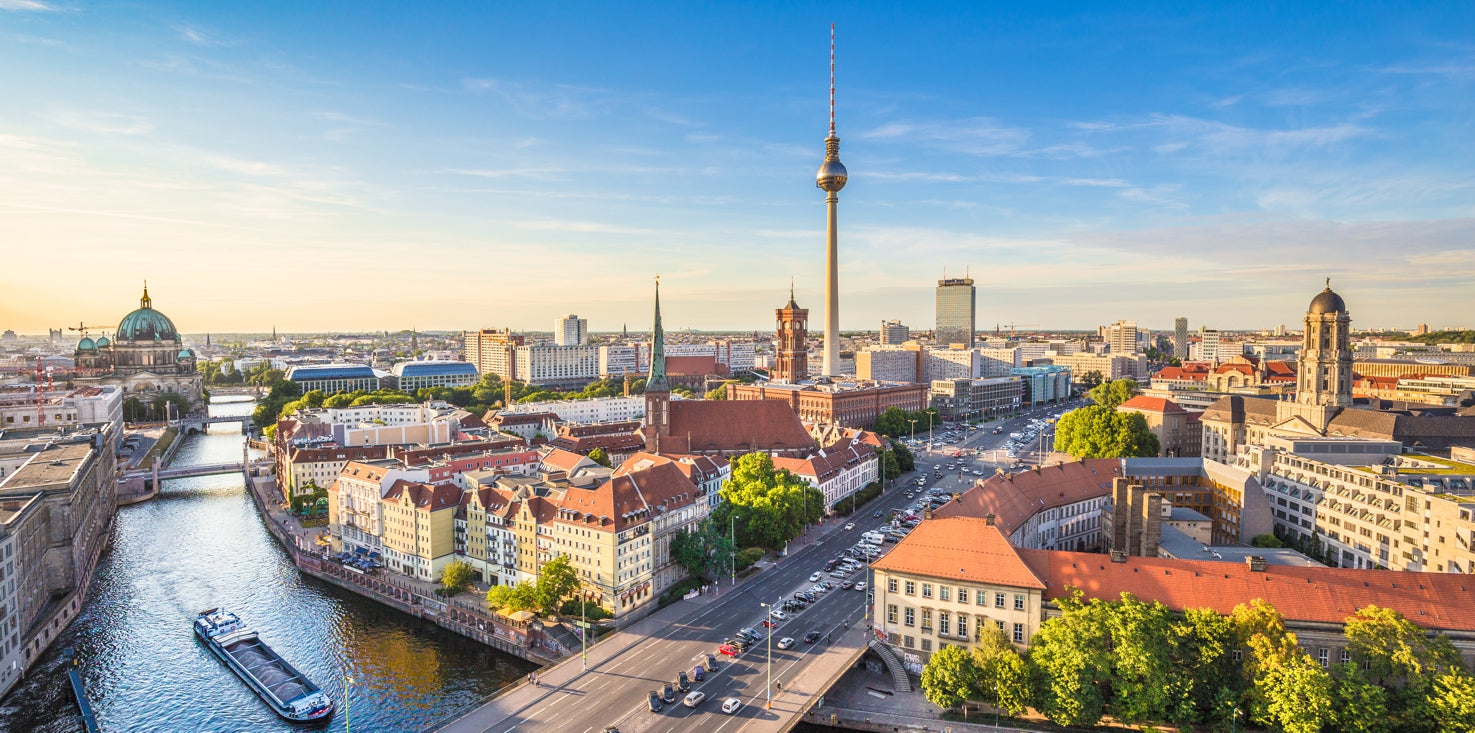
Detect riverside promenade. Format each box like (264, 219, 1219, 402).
(243, 474, 562, 665)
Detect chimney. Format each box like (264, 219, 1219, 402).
(984, 512, 995, 526)
(923, 506, 933, 520)
(1246, 555, 1268, 572)
(1109, 550, 1128, 563)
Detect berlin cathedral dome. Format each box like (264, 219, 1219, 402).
(73, 284, 201, 403)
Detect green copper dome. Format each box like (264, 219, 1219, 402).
(77, 337, 96, 351)
(116, 285, 180, 342)
(95, 336, 110, 347)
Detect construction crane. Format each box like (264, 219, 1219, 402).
(67, 322, 112, 338)
(999, 322, 1039, 338)
(34, 358, 55, 428)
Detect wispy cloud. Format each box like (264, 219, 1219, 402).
(462, 77, 614, 120)
(859, 117, 1031, 156)
(445, 167, 566, 180)
(173, 23, 225, 46)
(49, 111, 154, 135)
(312, 111, 389, 127)
(514, 219, 663, 235)
(203, 155, 286, 176)
(0, 0, 55, 10)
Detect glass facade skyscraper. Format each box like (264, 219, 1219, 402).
(935, 278, 976, 348)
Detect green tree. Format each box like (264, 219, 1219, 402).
(1027, 592, 1112, 727)
(151, 392, 193, 420)
(920, 644, 976, 711)
(587, 447, 611, 468)
(1429, 669, 1475, 733)
(1103, 594, 1178, 725)
(705, 384, 727, 400)
(1053, 405, 1160, 458)
(889, 439, 916, 472)
(1331, 662, 1391, 733)
(486, 581, 539, 613)
(1087, 379, 1138, 408)
(1170, 607, 1243, 727)
(969, 626, 1030, 713)
(718, 453, 823, 549)
(122, 397, 148, 422)
(669, 527, 710, 579)
(1344, 604, 1461, 729)
(1233, 599, 1334, 733)
(533, 555, 580, 615)
(439, 560, 477, 595)
(1250, 533, 1285, 548)
(1079, 370, 1104, 389)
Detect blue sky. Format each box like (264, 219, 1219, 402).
(2, 1, 1473, 334)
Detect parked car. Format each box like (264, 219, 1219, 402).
(770, 609, 787, 621)
(777, 637, 795, 650)
(761, 619, 776, 629)
(693, 664, 705, 682)
(678, 671, 690, 692)
(739, 627, 761, 641)
(718, 644, 739, 657)
(683, 691, 706, 708)
(808, 572, 822, 582)
(649, 691, 663, 712)
(662, 683, 676, 703)
(722, 697, 744, 714)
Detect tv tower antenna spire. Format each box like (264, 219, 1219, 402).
(829, 23, 836, 135)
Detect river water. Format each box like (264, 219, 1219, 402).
(0, 397, 533, 733)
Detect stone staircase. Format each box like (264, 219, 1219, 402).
(867, 639, 912, 693)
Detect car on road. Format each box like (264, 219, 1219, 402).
(649, 691, 663, 712)
(821, 580, 835, 590)
(770, 609, 788, 621)
(722, 697, 744, 714)
(761, 619, 777, 629)
(718, 644, 739, 657)
(662, 683, 676, 703)
(739, 627, 761, 641)
(678, 671, 690, 691)
(840, 580, 853, 590)
(777, 637, 795, 650)
(844, 522, 855, 530)
(683, 691, 706, 708)
(803, 630, 822, 644)
(855, 582, 867, 591)
(808, 571, 822, 582)
(873, 510, 883, 518)
(829, 570, 847, 578)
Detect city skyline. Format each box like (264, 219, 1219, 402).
(4, 3, 1475, 333)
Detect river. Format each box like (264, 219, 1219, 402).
(0, 397, 533, 733)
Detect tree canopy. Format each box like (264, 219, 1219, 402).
(1053, 405, 1159, 458)
(713, 452, 825, 549)
(1087, 378, 1138, 408)
(873, 406, 941, 438)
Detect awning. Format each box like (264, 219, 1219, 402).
(353, 547, 368, 555)
(367, 551, 381, 560)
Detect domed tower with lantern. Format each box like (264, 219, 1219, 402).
(73, 284, 202, 403)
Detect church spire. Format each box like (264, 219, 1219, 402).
(646, 276, 669, 392)
(140, 281, 152, 309)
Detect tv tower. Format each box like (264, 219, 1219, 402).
(816, 23, 848, 377)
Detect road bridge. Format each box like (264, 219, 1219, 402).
(171, 414, 252, 435)
(120, 459, 272, 482)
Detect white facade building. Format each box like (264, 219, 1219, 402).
(555, 315, 589, 347)
(514, 345, 600, 386)
(499, 395, 646, 424)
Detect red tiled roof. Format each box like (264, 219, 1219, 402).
(540, 448, 592, 473)
(667, 400, 817, 454)
(381, 479, 461, 511)
(871, 517, 1046, 589)
(1017, 549, 1475, 633)
(932, 459, 1121, 536)
(1153, 366, 1207, 382)
(557, 460, 700, 531)
(1119, 396, 1188, 414)
(666, 355, 719, 376)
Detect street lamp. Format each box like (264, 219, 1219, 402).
(908, 418, 918, 446)
(760, 598, 780, 710)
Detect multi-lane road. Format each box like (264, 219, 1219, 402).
(437, 403, 1076, 733)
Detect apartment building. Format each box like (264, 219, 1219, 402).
(771, 434, 880, 508)
(880, 320, 910, 345)
(933, 459, 1122, 552)
(1010, 365, 1071, 406)
(855, 348, 921, 383)
(380, 481, 461, 581)
(462, 329, 525, 380)
(328, 460, 432, 556)
(514, 345, 600, 387)
(499, 395, 645, 424)
(1047, 352, 1148, 383)
(928, 376, 1023, 421)
(1234, 437, 1475, 573)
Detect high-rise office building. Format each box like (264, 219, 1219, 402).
(935, 277, 976, 348)
(1104, 320, 1139, 354)
(555, 314, 588, 346)
(1174, 317, 1189, 360)
(880, 320, 909, 345)
(1200, 327, 1221, 364)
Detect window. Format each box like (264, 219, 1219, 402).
(1318, 648, 1329, 668)
(1012, 623, 1024, 643)
(903, 635, 915, 649)
(888, 578, 898, 593)
(1014, 594, 1025, 611)
(887, 604, 898, 623)
(921, 609, 933, 632)
(905, 581, 916, 595)
(904, 608, 915, 627)
(959, 587, 969, 604)
(996, 620, 1005, 630)
(995, 592, 1006, 608)
(939, 613, 950, 636)
(976, 590, 988, 605)
(1232, 650, 1242, 662)
(921, 639, 932, 652)
(1340, 649, 1351, 664)
(957, 615, 968, 639)
(939, 586, 949, 601)
(922, 583, 933, 599)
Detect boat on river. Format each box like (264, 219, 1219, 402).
(194, 608, 334, 723)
